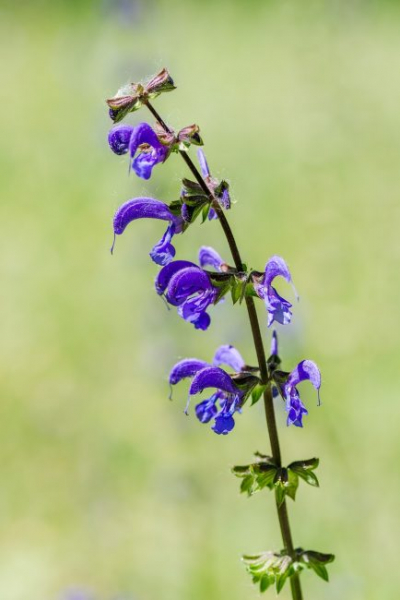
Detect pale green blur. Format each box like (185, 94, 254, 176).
(0, 1, 399, 598)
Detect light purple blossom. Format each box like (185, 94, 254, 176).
(108, 122, 168, 179)
(254, 255, 298, 327)
(213, 344, 245, 372)
(112, 197, 183, 265)
(198, 246, 225, 271)
(283, 360, 321, 427)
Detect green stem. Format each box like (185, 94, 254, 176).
(145, 100, 303, 600)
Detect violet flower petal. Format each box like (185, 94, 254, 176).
(189, 366, 239, 396)
(128, 122, 165, 158)
(271, 330, 278, 356)
(165, 267, 213, 307)
(287, 360, 321, 404)
(149, 222, 176, 266)
(113, 197, 178, 236)
(197, 148, 210, 178)
(263, 255, 293, 288)
(128, 122, 168, 180)
(108, 124, 134, 155)
(155, 260, 197, 296)
(213, 345, 245, 372)
(212, 413, 235, 435)
(198, 246, 225, 271)
(169, 359, 210, 385)
(195, 394, 219, 423)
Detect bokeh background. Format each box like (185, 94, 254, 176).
(1, 0, 400, 598)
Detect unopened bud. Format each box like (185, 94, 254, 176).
(106, 83, 145, 122)
(178, 124, 203, 146)
(145, 68, 176, 98)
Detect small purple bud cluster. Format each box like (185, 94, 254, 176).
(106, 69, 322, 433)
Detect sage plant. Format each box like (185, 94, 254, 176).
(105, 68, 335, 599)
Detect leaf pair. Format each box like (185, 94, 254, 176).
(232, 454, 319, 505)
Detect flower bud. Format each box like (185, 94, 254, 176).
(178, 124, 203, 146)
(106, 83, 144, 122)
(145, 68, 176, 98)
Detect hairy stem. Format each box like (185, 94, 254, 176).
(145, 100, 303, 600)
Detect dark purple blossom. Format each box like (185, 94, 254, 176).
(108, 122, 168, 179)
(283, 360, 321, 427)
(253, 255, 298, 327)
(156, 261, 218, 329)
(112, 197, 183, 265)
(169, 346, 249, 435)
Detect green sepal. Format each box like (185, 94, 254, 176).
(182, 194, 209, 207)
(214, 281, 232, 303)
(182, 199, 209, 224)
(242, 551, 293, 594)
(214, 179, 229, 198)
(232, 453, 277, 497)
(250, 383, 267, 405)
(288, 458, 320, 487)
(181, 178, 206, 197)
(296, 548, 335, 582)
(201, 203, 212, 222)
(168, 200, 183, 217)
(274, 467, 300, 506)
(230, 276, 247, 305)
(231, 465, 251, 477)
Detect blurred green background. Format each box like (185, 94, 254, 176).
(1, 0, 400, 598)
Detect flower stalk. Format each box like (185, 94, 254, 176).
(105, 69, 334, 598)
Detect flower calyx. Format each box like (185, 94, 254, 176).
(106, 68, 175, 122)
(242, 546, 335, 593)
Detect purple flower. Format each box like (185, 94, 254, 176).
(190, 367, 244, 434)
(169, 345, 250, 435)
(156, 262, 218, 330)
(198, 246, 226, 271)
(108, 122, 168, 179)
(254, 256, 298, 327)
(112, 197, 183, 265)
(283, 360, 321, 427)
